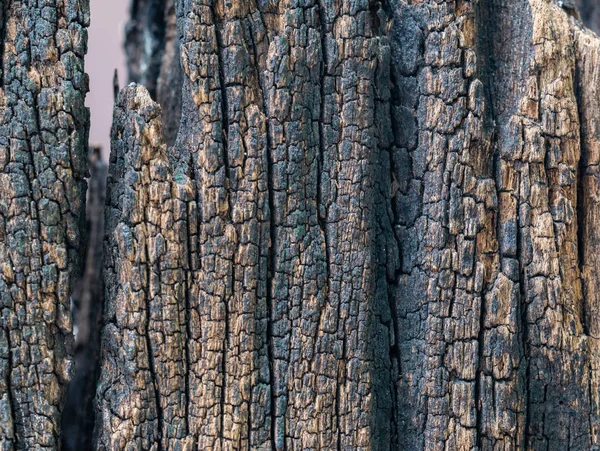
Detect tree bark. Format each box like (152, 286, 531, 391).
(4, 0, 600, 450)
(93, 0, 600, 450)
(0, 1, 90, 450)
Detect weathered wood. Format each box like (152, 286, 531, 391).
(96, 85, 191, 450)
(0, 1, 90, 449)
(93, 0, 600, 449)
(1, 0, 595, 449)
(391, 0, 497, 447)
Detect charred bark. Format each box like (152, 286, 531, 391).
(95, 0, 600, 450)
(3, 0, 600, 450)
(0, 1, 90, 449)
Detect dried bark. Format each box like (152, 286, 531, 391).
(99, 0, 394, 448)
(4, 0, 600, 449)
(96, 0, 600, 450)
(0, 1, 90, 450)
(393, 1, 598, 448)
(96, 85, 191, 450)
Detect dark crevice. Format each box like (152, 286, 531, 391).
(144, 245, 163, 451)
(316, 5, 341, 450)
(183, 208, 193, 438)
(245, 8, 277, 451)
(517, 178, 531, 450)
(369, 5, 400, 444)
(474, 267, 488, 450)
(386, 282, 401, 451)
(265, 119, 278, 447)
(145, 330, 164, 451)
(264, 80, 279, 451)
(4, 328, 16, 448)
(335, 331, 346, 451)
(574, 59, 590, 336)
(317, 3, 331, 297)
(220, 265, 231, 450)
(62, 148, 106, 451)
(386, 57, 403, 451)
(209, 4, 232, 447)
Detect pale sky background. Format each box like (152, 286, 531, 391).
(87, 0, 129, 161)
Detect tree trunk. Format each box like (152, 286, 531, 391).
(0, 1, 90, 449)
(92, 0, 600, 450)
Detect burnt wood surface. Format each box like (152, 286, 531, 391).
(4, 0, 600, 450)
(0, 1, 90, 449)
(94, 0, 600, 450)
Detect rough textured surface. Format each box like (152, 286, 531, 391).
(92, 0, 600, 449)
(100, 1, 395, 448)
(0, 1, 90, 449)
(390, 0, 496, 448)
(96, 85, 191, 450)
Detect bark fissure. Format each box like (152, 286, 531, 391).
(3, 327, 15, 449)
(210, 8, 232, 447)
(144, 237, 164, 451)
(245, 8, 278, 450)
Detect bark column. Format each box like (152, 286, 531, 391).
(0, 1, 90, 449)
(96, 0, 396, 449)
(96, 0, 600, 450)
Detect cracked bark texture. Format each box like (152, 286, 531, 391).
(96, 86, 190, 450)
(96, 0, 600, 450)
(0, 0, 90, 450)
